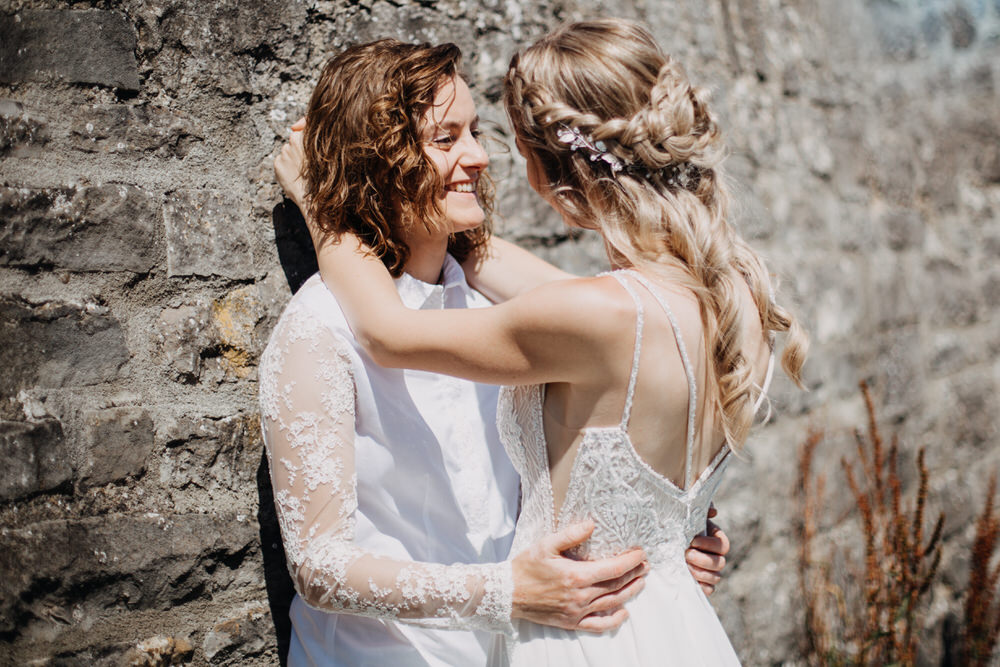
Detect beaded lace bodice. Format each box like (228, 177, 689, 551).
(258, 275, 513, 636)
(499, 271, 771, 576)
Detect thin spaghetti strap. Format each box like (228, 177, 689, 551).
(603, 272, 645, 428)
(622, 271, 700, 490)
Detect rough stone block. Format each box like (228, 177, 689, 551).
(156, 278, 283, 384)
(873, 326, 924, 416)
(974, 136, 1000, 184)
(203, 605, 271, 662)
(81, 407, 154, 486)
(919, 10, 946, 46)
(984, 269, 1000, 309)
(209, 285, 273, 378)
(70, 104, 202, 157)
(0, 9, 140, 90)
(870, 5, 922, 61)
(924, 258, 982, 327)
(0, 418, 70, 501)
(949, 373, 999, 450)
(160, 413, 261, 493)
(156, 303, 211, 382)
(125, 635, 195, 666)
(0, 514, 259, 641)
(871, 251, 920, 331)
(928, 330, 975, 377)
(947, 5, 977, 49)
(866, 138, 920, 204)
(0, 185, 164, 272)
(0, 98, 47, 154)
(882, 207, 925, 251)
(155, 0, 307, 59)
(0, 296, 129, 398)
(792, 254, 865, 345)
(163, 190, 254, 279)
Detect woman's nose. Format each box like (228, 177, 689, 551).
(461, 133, 489, 170)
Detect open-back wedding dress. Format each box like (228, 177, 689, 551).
(493, 270, 772, 666)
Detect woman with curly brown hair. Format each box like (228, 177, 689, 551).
(294, 19, 808, 665)
(262, 36, 730, 666)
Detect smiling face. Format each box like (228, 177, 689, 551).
(420, 75, 489, 235)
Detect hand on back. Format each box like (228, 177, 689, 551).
(512, 512, 730, 633)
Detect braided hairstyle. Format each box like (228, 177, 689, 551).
(504, 19, 807, 448)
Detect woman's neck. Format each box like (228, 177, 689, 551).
(403, 229, 450, 284)
(603, 237, 633, 272)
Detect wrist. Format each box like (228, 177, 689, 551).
(508, 552, 529, 620)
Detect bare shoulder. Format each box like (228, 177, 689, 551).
(508, 273, 637, 340)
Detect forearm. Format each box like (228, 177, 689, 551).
(462, 237, 575, 303)
(260, 321, 514, 633)
(292, 538, 514, 633)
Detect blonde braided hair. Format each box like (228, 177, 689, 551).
(504, 19, 807, 448)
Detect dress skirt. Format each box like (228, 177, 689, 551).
(497, 562, 741, 666)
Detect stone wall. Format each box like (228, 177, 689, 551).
(1, 0, 998, 664)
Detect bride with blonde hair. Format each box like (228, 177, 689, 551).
(296, 18, 806, 665)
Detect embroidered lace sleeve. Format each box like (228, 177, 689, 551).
(258, 306, 513, 633)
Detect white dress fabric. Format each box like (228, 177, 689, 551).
(494, 270, 772, 667)
(258, 255, 520, 667)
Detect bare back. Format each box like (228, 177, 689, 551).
(543, 269, 773, 518)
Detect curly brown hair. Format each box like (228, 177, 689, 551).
(303, 39, 493, 277)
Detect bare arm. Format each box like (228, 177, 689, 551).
(274, 122, 574, 303)
(310, 234, 614, 386)
(259, 312, 647, 633)
(461, 237, 576, 303)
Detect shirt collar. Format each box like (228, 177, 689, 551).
(394, 253, 470, 310)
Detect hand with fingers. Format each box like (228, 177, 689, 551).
(274, 117, 309, 216)
(511, 521, 649, 633)
(685, 505, 731, 596)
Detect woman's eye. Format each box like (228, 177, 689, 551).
(471, 128, 483, 139)
(432, 135, 456, 147)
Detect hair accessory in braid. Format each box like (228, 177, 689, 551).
(556, 123, 700, 188)
(556, 124, 624, 173)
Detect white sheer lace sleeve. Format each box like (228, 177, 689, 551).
(258, 306, 513, 633)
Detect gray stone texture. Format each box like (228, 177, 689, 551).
(0, 513, 261, 663)
(80, 407, 155, 487)
(0, 0, 997, 664)
(0, 99, 48, 155)
(0, 9, 141, 90)
(0, 296, 129, 396)
(69, 104, 203, 157)
(0, 185, 164, 272)
(164, 190, 255, 279)
(0, 418, 69, 501)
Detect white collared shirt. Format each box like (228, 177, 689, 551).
(259, 254, 520, 667)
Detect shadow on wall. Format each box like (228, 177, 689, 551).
(257, 453, 293, 667)
(258, 200, 319, 665)
(272, 199, 319, 294)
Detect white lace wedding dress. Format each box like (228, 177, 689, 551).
(493, 271, 771, 666)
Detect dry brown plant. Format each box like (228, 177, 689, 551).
(962, 473, 1000, 666)
(796, 381, 943, 666)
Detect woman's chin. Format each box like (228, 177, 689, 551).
(441, 208, 486, 233)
